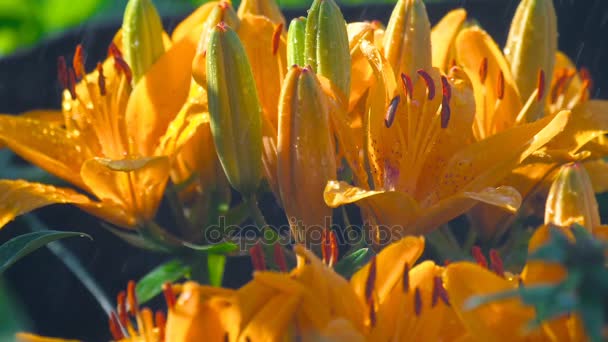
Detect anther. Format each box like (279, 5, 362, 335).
(322, 229, 331, 265)
(489, 249, 504, 277)
(97, 63, 106, 96)
(108, 43, 123, 59)
(440, 97, 451, 129)
(479, 57, 488, 83)
(117, 291, 128, 326)
(385, 95, 400, 128)
(273, 243, 288, 272)
(441, 75, 451, 102)
(249, 242, 266, 271)
(402, 262, 410, 293)
(57, 56, 68, 90)
(162, 283, 176, 310)
(496, 70, 505, 100)
(272, 23, 283, 56)
(400, 73, 413, 100)
(155, 311, 166, 342)
(365, 255, 377, 303)
(537, 69, 545, 102)
(414, 287, 422, 316)
(432, 276, 450, 307)
(127, 280, 139, 315)
(67, 68, 77, 100)
(471, 246, 488, 268)
(109, 312, 126, 340)
(369, 297, 377, 327)
(579, 67, 593, 91)
(113, 56, 133, 84)
(73, 44, 85, 79)
(329, 231, 338, 265)
(417, 69, 436, 100)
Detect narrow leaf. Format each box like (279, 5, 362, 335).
(207, 254, 226, 287)
(136, 259, 191, 304)
(334, 248, 372, 278)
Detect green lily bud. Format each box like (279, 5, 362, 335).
(504, 0, 557, 115)
(278, 66, 336, 245)
(122, 0, 165, 84)
(287, 17, 307, 67)
(383, 0, 432, 77)
(304, 0, 351, 99)
(206, 22, 262, 197)
(545, 163, 600, 232)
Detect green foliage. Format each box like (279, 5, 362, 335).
(136, 259, 191, 304)
(334, 247, 372, 278)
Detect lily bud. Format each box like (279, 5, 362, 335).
(304, 0, 351, 99)
(383, 0, 432, 77)
(237, 0, 285, 26)
(192, 1, 240, 85)
(206, 23, 262, 197)
(277, 66, 337, 245)
(504, 0, 557, 115)
(287, 17, 307, 67)
(122, 0, 165, 84)
(545, 163, 600, 231)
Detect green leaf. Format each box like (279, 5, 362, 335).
(183, 241, 238, 254)
(207, 254, 226, 287)
(334, 248, 372, 279)
(136, 259, 191, 304)
(0, 230, 91, 274)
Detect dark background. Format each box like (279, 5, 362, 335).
(0, 0, 607, 340)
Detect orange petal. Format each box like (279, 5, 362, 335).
(0, 180, 91, 229)
(431, 8, 466, 71)
(171, 1, 219, 43)
(15, 332, 80, 342)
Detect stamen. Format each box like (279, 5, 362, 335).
(368, 297, 377, 327)
(117, 291, 129, 326)
(329, 230, 338, 265)
(162, 283, 176, 310)
(114, 56, 133, 84)
(402, 262, 410, 293)
(73, 44, 85, 79)
(441, 75, 451, 102)
(550, 69, 576, 104)
(67, 68, 77, 100)
(440, 97, 451, 129)
(365, 255, 377, 303)
(489, 249, 504, 276)
(322, 229, 330, 265)
(537, 69, 545, 102)
(97, 63, 106, 96)
(273, 243, 288, 272)
(155, 311, 166, 342)
(272, 23, 283, 56)
(57, 56, 68, 90)
(127, 280, 139, 315)
(579, 67, 593, 91)
(417, 69, 435, 100)
(432, 276, 450, 307)
(109, 312, 126, 340)
(401, 73, 413, 100)
(414, 287, 422, 316)
(479, 57, 488, 83)
(496, 70, 505, 100)
(385, 95, 400, 128)
(108, 43, 123, 59)
(249, 242, 266, 271)
(580, 79, 591, 101)
(471, 246, 488, 268)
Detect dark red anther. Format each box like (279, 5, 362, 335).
(440, 97, 451, 129)
(414, 287, 422, 316)
(489, 249, 505, 277)
(432, 276, 450, 307)
(249, 242, 266, 271)
(365, 255, 377, 303)
(109, 312, 126, 340)
(369, 297, 377, 327)
(127, 280, 139, 315)
(402, 262, 410, 293)
(273, 243, 288, 272)
(496, 70, 505, 100)
(73, 44, 85, 79)
(471, 246, 488, 268)
(322, 229, 331, 265)
(579, 67, 593, 91)
(162, 283, 176, 310)
(113, 56, 133, 84)
(57, 56, 69, 90)
(108, 42, 123, 59)
(272, 23, 283, 56)
(155, 310, 166, 342)
(385, 95, 400, 128)
(117, 291, 128, 326)
(67, 68, 77, 100)
(479, 57, 488, 83)
(97, 62, 106, 96)
(417, 69, 435, 100)
(441, 75, 451, 102)
(329, 230, 339, 265)
(537, 69, 545, 102)
(400, 73, 413, 100)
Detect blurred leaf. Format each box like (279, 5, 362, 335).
(207, 253, 226, 287)
(136, 259, 191, 304)
(0, 278, 29, 339)
(183, 241, 238, 253)
(0, 230, 91, 273)
(40, 0, 103, 30)
(334, 247, 372, 278)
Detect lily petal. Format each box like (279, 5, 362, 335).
(431, 8, 466, 71)
(171, 1, 219, 43)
